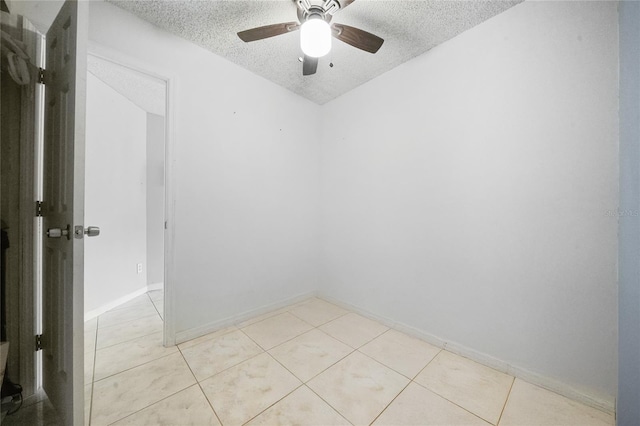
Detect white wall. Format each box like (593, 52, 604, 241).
(320, 0, 618, 405)
(146, 113, 165, 286)
(85, 73, 148, 313)
(88, 1, 321, 337)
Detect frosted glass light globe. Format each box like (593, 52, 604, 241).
(300, 18, 331, 58)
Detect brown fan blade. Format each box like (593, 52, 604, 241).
(238, 22, 299, 42)
(303, 55, 318, 76)
(332, 23, 384, 54)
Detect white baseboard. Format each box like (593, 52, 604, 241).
(318, 293, 615, 415)
(147, 282, 163, 291)
(174, 291, 317, 345)
(84, 283, 162, 321)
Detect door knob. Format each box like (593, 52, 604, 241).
(84, 226, 100, 237)
(72, 226, 100, 239)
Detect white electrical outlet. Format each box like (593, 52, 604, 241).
(137, 263, 143, 274)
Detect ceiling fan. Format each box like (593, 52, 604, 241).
(237, 0, 384, 76)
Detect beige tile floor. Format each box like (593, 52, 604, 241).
(7, 293, 615, 425)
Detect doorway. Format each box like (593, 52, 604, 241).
(83, 54, 166, 319)
(82, 53, 169, 424)
(2, 3, 175, 422)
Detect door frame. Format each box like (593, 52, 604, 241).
(85, 42, 177, 346)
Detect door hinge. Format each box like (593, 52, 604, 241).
(37, 68, 45, 85)
(36, 201, 43, 217)
(35, 334, 43, 351)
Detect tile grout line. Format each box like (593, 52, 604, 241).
(287, 308, 351, 328)
(316, 316, 390, 351)
(240, 384, 306, 426)
(409, 349, 500, 424)
(91, 294, 189, 425)
(106, 305, 151, 314)
(286, 309, 364, 425)
(235, 298, 343, 328)
(302, 384, 355, 426)
(177, 325, 239, 351)
(188, 345, 266, 385)
(236, 327, 308, 383)
(97, 327, 197, 421)
(194, 326, 300, 425)
(101, 293, 156, 313)
(97, 296, 160, 327)
(92, 311, 171, 381)
(239, 309, 360, 424)
(355, 347, 422, 382)
(234, 311, 282, 329)
(264, 348, 305, 383)
(102, 299, 155, 313)
(410, 348, 443, 381)
(150, 296, 163, 319)
(88, 292, 172, 425)
(357, 345, 441, 426)
(196, 381, 224, 426)
(87, 315, 100, 426)
(496, 376, 516, 426)
(238, 318, 315, 352)
(236, 297, 345, 331)
(368, 377, 413, 425)
(95, 331, 160, 351)
(102, 382, 197, 425)
(299, 345, 357, 384)
(97, 312, 161, 331)
(234, 300, 308, 329)
(243, 301, 405, 422)
(92, 349, 178, 383)
(95, 316, 164, 351)
(240, 311, 357, 384)
(176, 345, 225, 426)
(410, 375, 499, 424)
(411, 378, 494, 425)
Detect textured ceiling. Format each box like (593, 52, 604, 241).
(108, 0, 523, 105)
(88, 55, 166, 116)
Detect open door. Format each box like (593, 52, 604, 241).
(41, 1, 88, 424)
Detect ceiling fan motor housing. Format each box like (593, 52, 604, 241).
(296, 0, 341, 18)
(298, 5, 332, 25)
